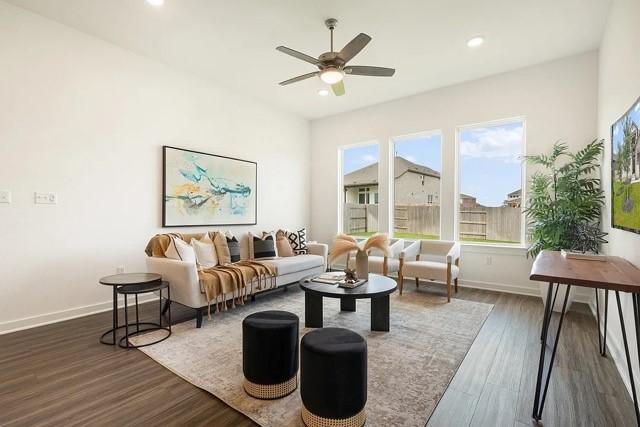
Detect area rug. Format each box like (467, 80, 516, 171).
(132, 288, 493, 426)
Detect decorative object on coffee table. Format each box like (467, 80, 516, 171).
(299, 273, 397, 331)
(98, 273, 162, 346)
(301, 327, 367, 427)
(329, 233, 390, 280)
(242, 311, 299, 399)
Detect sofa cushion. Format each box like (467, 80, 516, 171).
(253, 235, 276, 259)
(191, 237, 218, 268)
(286, 228, 308, 255)
(213, 232, 231, 264)
(402, 261, 459, 281)
(165, 237, 196, 263)
(269, 254, 324, 276)
(226, 233, 241, 263)
(276, 231, 295, 257)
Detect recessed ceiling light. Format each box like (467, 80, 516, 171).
(318, 89, 329, 97)
(467, 36, 484, 47)
(146, 0, 164, 6)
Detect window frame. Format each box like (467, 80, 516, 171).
(338, 141, 380, 235)
(454, 116, 527, 248)
(389, 129, 444, 241)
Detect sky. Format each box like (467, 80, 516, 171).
(612, 98, 640, 154)
(342, 121, 524, 207)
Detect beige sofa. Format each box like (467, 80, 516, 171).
(145, 232, 328, 327)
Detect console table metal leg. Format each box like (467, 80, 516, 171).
(596, 289, 608, 357)
(371, 295, 390, 332)
(305, 293, 323, 328)
(540, 282, 559, 342)
(532, 283, 571, 421)
(618, 291, 640, 426)
(341, 297, 356, 312)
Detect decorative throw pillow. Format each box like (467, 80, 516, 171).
(190, 237, 218, 268)
(213, 232, 231, 265)
(164, 236, 196, 263)
(286, 228, 308, 255)
(226, 233, 241, 263)
(276, 231, 294, 257)
(253, 235, 277, 259)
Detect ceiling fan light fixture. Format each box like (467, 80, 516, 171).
(318, 89, 330, 96)
(467, 36, 485, 47)
(319, 67, 344, 85)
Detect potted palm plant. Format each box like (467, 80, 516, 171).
(525, 139, 607, 310)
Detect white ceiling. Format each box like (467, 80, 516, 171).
(8, 0, 611, 119)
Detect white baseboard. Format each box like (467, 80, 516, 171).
(457, 279, 593, 305)
(0, 294, 156, 335)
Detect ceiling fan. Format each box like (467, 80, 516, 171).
(276, 18, 395, 96)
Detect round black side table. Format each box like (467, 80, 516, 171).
(99, 273, 162, 346)
(117, 280, 172, 349)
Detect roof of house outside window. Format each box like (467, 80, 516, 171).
(343, 156, 440, 187)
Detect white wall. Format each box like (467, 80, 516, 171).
(311, 52, 599, 298)
(0, 2, 310, 332)
(597, 0, 640, 397)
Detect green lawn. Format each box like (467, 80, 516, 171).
(613, 180, 640, 230)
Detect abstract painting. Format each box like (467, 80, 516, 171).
(611, 96, 640, 234)
(163, 146, 257, 227)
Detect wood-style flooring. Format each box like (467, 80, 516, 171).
(0, 283, 634, 427)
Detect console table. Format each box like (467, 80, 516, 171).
(530, 251, 640, 425)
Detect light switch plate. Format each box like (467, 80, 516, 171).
(35, 192, 57, 204)
(0, 190, 10, 204)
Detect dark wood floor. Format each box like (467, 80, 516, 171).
(0, 284, 634, 427)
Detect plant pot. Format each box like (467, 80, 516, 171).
(539, 282, 574, 313)
(355, 250, 369, 280)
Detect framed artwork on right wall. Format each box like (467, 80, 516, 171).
(611, 95, 640, 234)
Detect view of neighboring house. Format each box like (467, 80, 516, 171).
(503, 189, 522, 207)
(344, 156, 441, 205)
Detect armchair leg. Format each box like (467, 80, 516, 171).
(454, 278, 458, 293)
(415, 277, 419, 288)
(398, 271, 404, 295)
(447, 279, 452, 303)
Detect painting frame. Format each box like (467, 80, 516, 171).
(611, 95, 640, 235)
(162, 146, 257, 227)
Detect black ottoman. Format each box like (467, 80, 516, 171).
(242, 310, 299, 399)
(300, 328, 367, 427)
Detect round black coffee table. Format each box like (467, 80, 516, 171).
(299, 274, 397, 332)
(99, 273, 162, 346)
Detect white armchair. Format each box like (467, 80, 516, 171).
(346, 238, 405, 276)
(398, 240, 461, 302)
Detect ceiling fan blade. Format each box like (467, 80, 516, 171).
(338, 33, 372, 63)
(278, 71, 319, 86)
(344, 66, 395, 77)
(276, 46, 320, 66)
(331, 80, 345, 96)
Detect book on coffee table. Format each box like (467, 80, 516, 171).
(311, 272, 346, 284)
(338, 279, 367, 289)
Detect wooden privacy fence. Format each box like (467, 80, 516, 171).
(344, 204, 521, 242)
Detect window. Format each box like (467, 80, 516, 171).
(341, 144, 379, 236)
(458, 119, 524, 244)
(392, 131, 442, 240)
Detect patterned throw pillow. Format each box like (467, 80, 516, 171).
(286, 228, 308, 255)
(253, 235, 276, 259)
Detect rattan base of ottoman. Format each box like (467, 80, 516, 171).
(243, 375, 298, 399)
(301, 406, 366, 427)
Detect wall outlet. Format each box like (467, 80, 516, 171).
(0, 190, 10, 204)
(116, 266, 125, 274)
(35, 192, 57, 204)
(486, 256, 492, 266)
